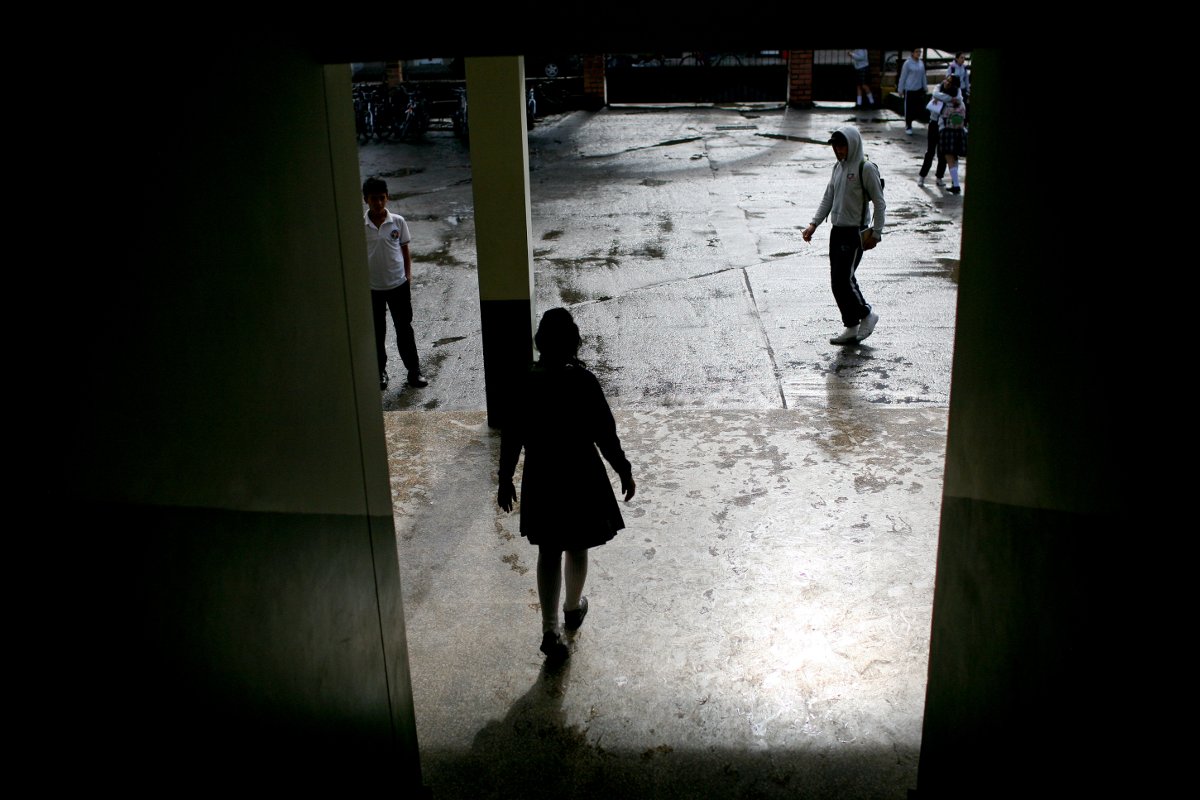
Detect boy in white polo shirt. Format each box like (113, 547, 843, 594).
(363, 176, 427, 391)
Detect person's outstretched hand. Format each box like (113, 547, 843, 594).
(620, 473, 636, 502)
(498, 480, 517, 512)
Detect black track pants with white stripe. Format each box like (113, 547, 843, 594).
(830, 225, 871, 327)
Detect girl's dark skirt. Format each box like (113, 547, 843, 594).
(938, 126, 967, 157)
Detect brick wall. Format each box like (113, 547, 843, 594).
(583, 54, 606, 109)
(788, 50, 813, 108)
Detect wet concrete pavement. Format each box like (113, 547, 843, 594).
(362, 103, 962, 412)
(365, 104, 962, 798)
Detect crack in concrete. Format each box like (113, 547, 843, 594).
(581, 136, 705, 159)
(740, 267, 788, 410)
(564, 249, 807, 310)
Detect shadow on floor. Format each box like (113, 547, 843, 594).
(421, 659, 917, 800)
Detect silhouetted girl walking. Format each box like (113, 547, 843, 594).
(498, 308, 636, 662)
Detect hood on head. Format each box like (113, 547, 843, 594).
(836, 125, 864, 165)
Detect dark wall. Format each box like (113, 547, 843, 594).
(43, 39, 421, 789)
(915, 50, 1136, 798)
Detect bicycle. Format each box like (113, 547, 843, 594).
(452, 86, 468, 141)
(397, 85, 430, 140)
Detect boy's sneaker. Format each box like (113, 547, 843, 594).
(830, 326, 860, 345)
(948, 185, 961, 195)
(857, 311, 880, 341)
(380, 371, 389, 391)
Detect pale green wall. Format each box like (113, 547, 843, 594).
(467, 56, 536, 305)
(61, 41, 420, 787)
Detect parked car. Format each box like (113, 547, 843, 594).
(525, 54, 582, 78)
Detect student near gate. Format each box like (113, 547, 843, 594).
(802, 126, 886, 346)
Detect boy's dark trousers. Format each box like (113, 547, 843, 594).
(829, 226, 871, 327)
(372, 282, 420, 378)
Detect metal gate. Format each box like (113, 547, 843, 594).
(812, 50, 861, 102)
(605, 52, 789, 104)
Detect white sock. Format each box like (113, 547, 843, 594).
(950, 165, 960, 187)
(867, 93, 875, 103)
(537, 547, 562, 633)
(563, 549, 588, 611)
(856, 96, 863, 106)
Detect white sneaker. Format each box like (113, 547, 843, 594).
(905, 128, 913, 135)
(936, 178, 945, 187)
(830, 325, 860, 345)
(857, 310, 880, 341)
(917, 175, 925, 186)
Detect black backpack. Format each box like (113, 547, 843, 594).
(860, 159, 884, 226)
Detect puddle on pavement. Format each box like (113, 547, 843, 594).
(756, 133, 829, 145)
(377, 167, 424, 178)
(555, 277, 586, 306)
(542, 230, 564, 240)
(545, 253, 621, 270)
(937, 257, 960, 283)
(582, 136, 706, 159)
(641, 178, 669, 187)
(651, 136, 704, 148)
(424, 240, 463, 268)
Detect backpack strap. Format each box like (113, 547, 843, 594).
(860, 159, 880, 227)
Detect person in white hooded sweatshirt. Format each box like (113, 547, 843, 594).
(802, 126, 886, 345)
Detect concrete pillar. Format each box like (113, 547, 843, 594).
(867, 48, 883, 102)
(53, 42, 424, 791)
(583, 54, 607, 109)
(466, 56, 537, 428)
(913, 49, 1128, 798)
(386, 60, 403, 86)
(787, 49, 814, 108)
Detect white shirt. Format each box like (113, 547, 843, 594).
(948, 61, 970, 95)
(364, 210, 412, 291)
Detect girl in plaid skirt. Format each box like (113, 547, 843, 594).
(937, 75, 967, 194)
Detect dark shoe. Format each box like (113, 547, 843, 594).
(948, 185, 961, 195)
(564, 596, 589, 631)
(540, 631, 569, 661)
(380, 371, 389, 390)
(407, 374, 429, 388)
